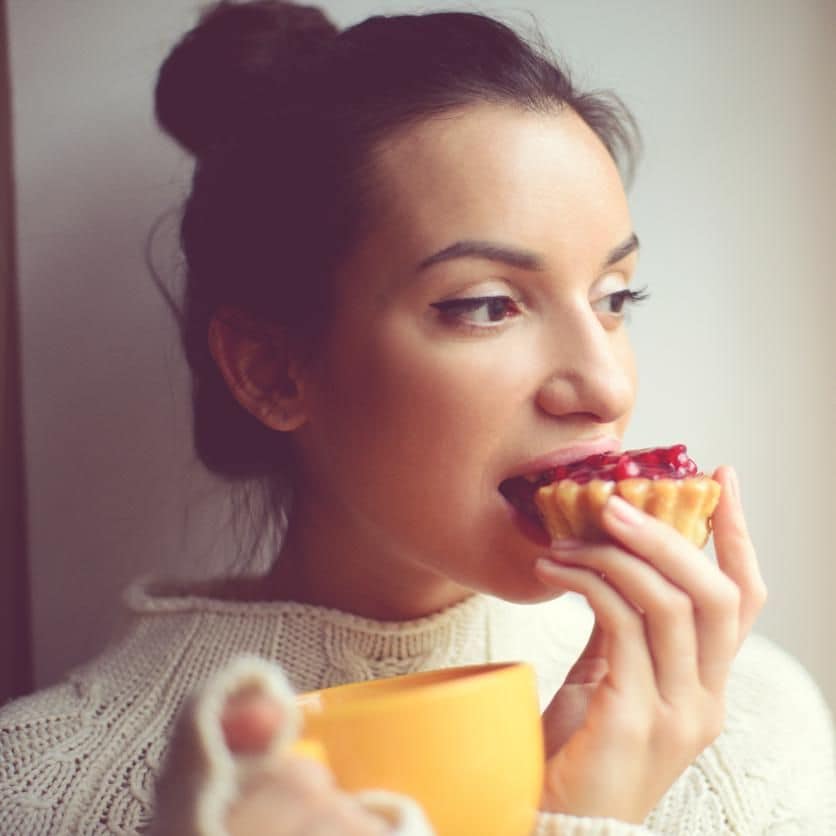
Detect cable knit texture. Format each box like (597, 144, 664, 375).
(1, 575, 835, 834)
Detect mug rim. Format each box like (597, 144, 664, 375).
(296, 660, 535, 718)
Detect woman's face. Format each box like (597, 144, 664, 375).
(289, 104, 639, 613)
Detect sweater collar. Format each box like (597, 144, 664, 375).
(124, 575, 494, 689)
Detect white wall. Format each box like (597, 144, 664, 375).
(9, 0, 835, 714)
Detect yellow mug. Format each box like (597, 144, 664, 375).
(295, 661, 544, 836)
(288, 736, 329, 764)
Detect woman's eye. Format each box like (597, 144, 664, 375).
(592, 286, 650, 317)
(431, 295, 521, 326)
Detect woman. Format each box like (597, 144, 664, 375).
(2, 2, 833, 834)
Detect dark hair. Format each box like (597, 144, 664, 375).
(154, 0, 641, 544)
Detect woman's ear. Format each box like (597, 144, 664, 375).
(208, 306, 308, 432)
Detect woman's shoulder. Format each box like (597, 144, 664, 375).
(0, 678, 92, 757)
(0, 578, 228, 832)
(0, 671, 159, 832)
(0, 573, 292, 737)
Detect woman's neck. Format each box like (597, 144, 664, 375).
(258, 489, 475, 621)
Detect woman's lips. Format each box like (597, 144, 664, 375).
(502, 436, 621, 483)
(498, 436, 620, 538)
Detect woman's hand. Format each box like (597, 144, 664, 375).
(221, 689, 390, 836)
(151, 657, 425, 836)
(534, 466, 767, 824)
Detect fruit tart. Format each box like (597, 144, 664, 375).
(532, 444, 721, 547)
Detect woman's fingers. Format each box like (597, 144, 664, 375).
(597, 495, 743, 692)
(222, 686, 286, 754)
(534, 558, 654, 696)
(547, 539, 700, 701)
(227, 758, 363, 836)
(542, 468, 765, 697)
(710, 466, 768, 640)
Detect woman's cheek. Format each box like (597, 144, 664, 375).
(312, 311, 534, 478)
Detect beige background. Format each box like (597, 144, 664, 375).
(8, 0, 835, 713)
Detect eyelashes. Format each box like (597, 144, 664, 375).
(599, 285, 650, 315)
(430, 295, 521, 325)
(431, 285, 650, 331)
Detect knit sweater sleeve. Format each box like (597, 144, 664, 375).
(0, 677, 144, 834)
(532, 814, 651, 835)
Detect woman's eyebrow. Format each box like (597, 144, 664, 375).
(416, 240, 544, 272)
(416, 232, 639, 273)
(604, 233, 640, 267)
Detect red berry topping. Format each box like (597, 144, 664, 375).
(549, 444, 702, 484)
(614, 457, 641, 480)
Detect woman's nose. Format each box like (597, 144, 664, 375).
(535, 309, 635, 424)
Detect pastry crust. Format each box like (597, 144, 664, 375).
(534, 475, 722, 547)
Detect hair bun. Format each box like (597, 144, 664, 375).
(155, 0, 338, 156)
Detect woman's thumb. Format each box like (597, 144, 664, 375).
(221, 687, 287, 754)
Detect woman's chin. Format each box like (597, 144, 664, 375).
(491, 574, 571, 605)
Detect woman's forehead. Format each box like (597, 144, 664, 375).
(365, 104, 632, 269)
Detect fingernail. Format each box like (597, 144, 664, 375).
(550, 538, 585, 550)
(728, 468, 740, 502)
(605, 495, 643, 526)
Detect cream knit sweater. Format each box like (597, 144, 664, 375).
(1, 575, 835, 835)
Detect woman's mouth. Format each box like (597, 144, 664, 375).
(498, 447, 622, 526)
(498, 438, 622, 536)
(498, 473, 554, 546)
(499, 472, 551, 525)
(500, 445, 707, 545)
